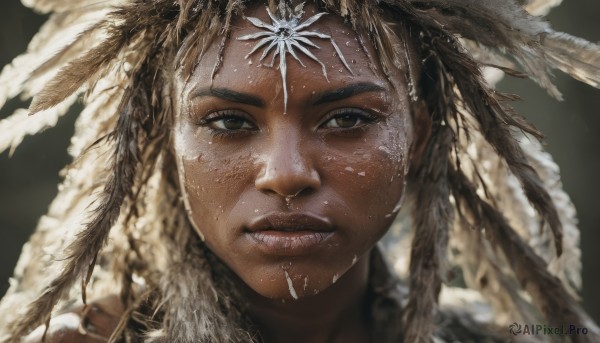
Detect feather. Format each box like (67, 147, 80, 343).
(0, 4, 108, 109)
(340, 0, 349, 16)
(522, 0, 563, 16)
(543, 31, 600, 90)
(8, 85, 142, 339)
(402, 126, 453, 342)
(402, 0, 600, 99)
(520, 135, 582, 297)
(449, 167, 600, 340)
(29, 34, 128, 113)
(449, 217, 543, 326)
(21, 0, 126, 14)
(0, 95, 76, 156)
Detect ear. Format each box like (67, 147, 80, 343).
(408, 100, 432, 172)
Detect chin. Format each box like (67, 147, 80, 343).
(236, 258, 362, 302)
(255, 277, 327, 301)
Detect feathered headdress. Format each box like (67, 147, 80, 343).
(0, 0, 599, 342)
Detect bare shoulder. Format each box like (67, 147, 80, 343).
(23, 295, 124, 343)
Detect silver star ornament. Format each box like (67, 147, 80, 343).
(237, 1, 353, 113)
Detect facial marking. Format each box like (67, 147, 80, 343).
(285, 270, 299, 300)
(237, 1, 353, 112)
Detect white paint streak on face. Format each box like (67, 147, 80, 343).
(177, 156, 205, 240)
(332, 273, 340, 284)
(352, 254, 358, 266)
(285, 271, 298, 300)
(385, 197, 404, 219)
(303, 276, 309, 291)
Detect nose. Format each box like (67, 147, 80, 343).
(255, 130, 321, 198)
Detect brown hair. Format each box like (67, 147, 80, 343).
(0, 0, 598, 341)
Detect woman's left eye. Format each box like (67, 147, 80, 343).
(321, 110, 376, 129)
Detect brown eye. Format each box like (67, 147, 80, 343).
(333, 115, 359, 128)
(220, 117, 248, 130)
(203, 113, 256, 131)
(322, 109, 376, 129)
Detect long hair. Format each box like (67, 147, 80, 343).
(0, 0, 599, 341)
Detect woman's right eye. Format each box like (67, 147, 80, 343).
(209, 116, 255, 130)
(197, 111, 258, 135)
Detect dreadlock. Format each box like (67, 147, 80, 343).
(0, 0, 599, 342)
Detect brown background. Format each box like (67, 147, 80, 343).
(1, 1, 599, 323)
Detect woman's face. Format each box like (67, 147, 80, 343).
(173, 4, 413, 300)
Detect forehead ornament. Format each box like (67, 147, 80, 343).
(237, 1, 353, 112)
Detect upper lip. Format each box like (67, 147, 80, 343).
(245, 212, 333, 232)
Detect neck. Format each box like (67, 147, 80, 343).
(241, 256, 372, 343)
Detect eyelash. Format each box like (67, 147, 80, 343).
(195, 108, 379, 138)
(319, 108, 378, 130)
(196, 110, 258, 138)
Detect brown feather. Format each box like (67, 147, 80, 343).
(403, 126, 453, 342)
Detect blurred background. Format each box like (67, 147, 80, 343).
(0, 0, 599, 324)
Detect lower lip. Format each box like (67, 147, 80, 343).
(246, 230, 334, 256)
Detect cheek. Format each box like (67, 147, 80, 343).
(321, 121, 409, 215)
(174, 122, 258, 238)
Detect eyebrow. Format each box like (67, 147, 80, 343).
(188, 82, 385, 108)
(312, 82, 386, 106)
(189, 87, 265, 107)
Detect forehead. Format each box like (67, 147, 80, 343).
(181, 2, 408, 105)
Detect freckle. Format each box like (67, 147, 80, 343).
(255, 209, 259, 213)
(311, 91, 316, 95)
(339, 69, 343, 73)
(358, 171, 366, 177)
(234, 69, 238, 72)
(324, 201, 329, 205)
(208, 141, 212, 145)
(344, 166, 354, 172)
